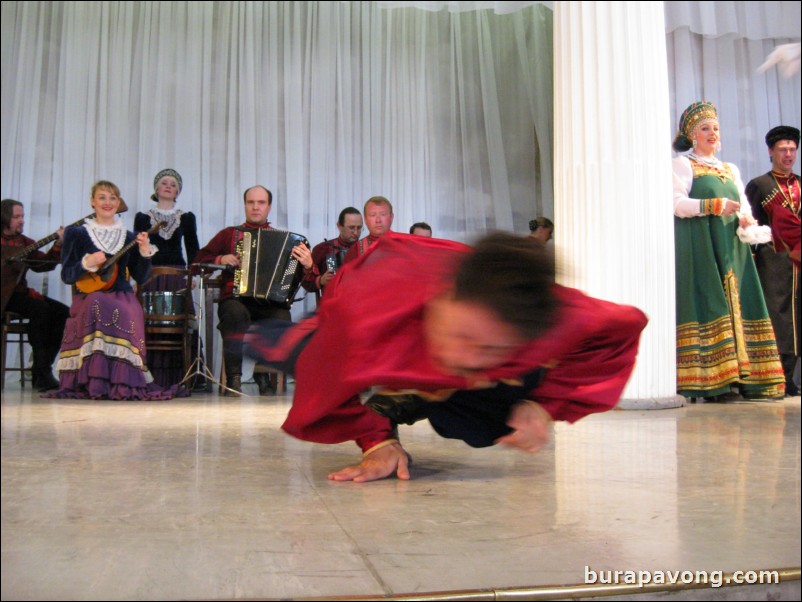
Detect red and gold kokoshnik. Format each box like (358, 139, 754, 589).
(680, 101, 718, 138)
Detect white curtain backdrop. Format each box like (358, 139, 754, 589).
(1, 1, 554, 313)
(1, 0, 799, 322)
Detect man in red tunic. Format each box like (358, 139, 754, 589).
(745, 125, 801, 396)
(342, 196, 394, 263)
(248, 231, 648, 482)
(1, 199, 69, 391)
(193, 185, 317, 394)
(304, 206, 363, 296)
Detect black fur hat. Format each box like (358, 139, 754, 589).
(765, 125, 800, 148)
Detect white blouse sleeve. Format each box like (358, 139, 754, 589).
(672, 155, 702, 218)
(726, 162, 753, 219)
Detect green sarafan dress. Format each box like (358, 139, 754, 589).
(674, 158, 785, 399)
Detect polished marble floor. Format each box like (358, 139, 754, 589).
(1, 379, 800, 601)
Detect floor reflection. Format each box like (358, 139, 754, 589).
(1, 389, 799, 601)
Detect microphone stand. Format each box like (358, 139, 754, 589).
(181, 263, 245, 396)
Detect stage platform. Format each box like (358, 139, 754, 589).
(1, 381, 799, 601)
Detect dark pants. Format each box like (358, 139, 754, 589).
(246, 317, 545, 448)
(406, 369, 545, 448)
(217, 298, 290, 377)
(753, 244, 801, 393)
(5, 291, 69, 375)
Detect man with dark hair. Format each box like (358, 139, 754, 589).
(247, 231, 648, 482)
(409, 222, 433, 237)
(745, 125, 801, 396)
(1, 199, 69, 391)
(193, 185, 317, 394)
(304, 207, 363, 295)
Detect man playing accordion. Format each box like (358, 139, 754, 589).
(193, 185, 317, 394)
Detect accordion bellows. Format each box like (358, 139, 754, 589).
(234, 228, 308, 305)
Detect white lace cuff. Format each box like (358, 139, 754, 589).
(140, 244, 158, 258)
(737, 224, 772, 245)
(81, 254, 99, 272)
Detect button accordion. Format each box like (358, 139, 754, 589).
(233, 228, 309, 305)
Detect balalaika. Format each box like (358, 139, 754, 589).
(233, 228, 309, 305)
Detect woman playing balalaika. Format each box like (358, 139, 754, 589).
(45, 180, 187, 400)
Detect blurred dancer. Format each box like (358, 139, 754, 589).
(248, 232, 648, 482)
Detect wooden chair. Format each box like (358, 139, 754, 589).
(223, 359, 287, 396)
(203, 274, 287, 396)
(1, 311, 31, 390)
(136, 267, 195, 380)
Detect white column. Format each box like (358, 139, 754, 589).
(553, 1, 683, 409)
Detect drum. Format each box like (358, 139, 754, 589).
(141, 291, 187, 326)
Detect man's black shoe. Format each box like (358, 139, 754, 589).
(224, 376, 242, 396)
(254, 372, 275, 396)
(365, 393, 429, 425)
(33, 371, 60, 392)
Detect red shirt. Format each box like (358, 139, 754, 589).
(304, 235, 355, 292)
(1, 232, 61, 295)
(273, 232, 648, 452)
(193, 222, 318, 302)
(765, 172, 801, 266)
(342, 233, 382, 264)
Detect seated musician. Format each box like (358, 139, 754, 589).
(1, 198, 69, 391)
(409, 222, 433, 237)
(45, 180, 188, 400)
(303, 206, 363, 296)
(193, 185, 316, 395)
(134, 168, 200, 387)
(528, 216, 554, 247)
(342, 196, 394, 264)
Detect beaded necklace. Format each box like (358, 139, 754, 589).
(687, 152, 721, 167)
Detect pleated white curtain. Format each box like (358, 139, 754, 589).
(1, 1, 554, 309)
(2, 0, 800, 315)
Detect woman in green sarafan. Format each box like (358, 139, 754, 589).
(671, 101, 784, 401)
